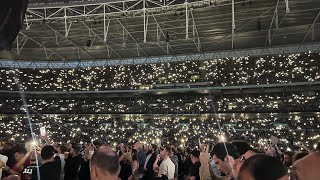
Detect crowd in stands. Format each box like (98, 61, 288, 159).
(0, 53, 319, 91)
(0, 92, 319, 114)
(0, 112, 319, 153)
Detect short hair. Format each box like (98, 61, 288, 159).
(60, 145, 68, 154)
(15, 147, 27, 155)
(41, 145, 55, 160)
(91, 147, 120, 175)
(211, 142, 240, 161)
(163, 146, 172, 155)
(191, 149, 200, 158)
(230, 141, 252, 155)
(151, 144, 157, 151)
(292, 151, 309, 162)
(72, 145, 81, 154)
(238, 154, 288, 180)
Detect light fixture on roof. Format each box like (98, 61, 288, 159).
(165, 32, 170, 42)
(86, 40, 92, 47)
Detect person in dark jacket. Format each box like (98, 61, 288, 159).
(143, 144, 157, 180)
(118, 152, 132, 180)
(32, 145, 61, 180)
(64, 145, 82, 180)
(78, 145, 94, 180)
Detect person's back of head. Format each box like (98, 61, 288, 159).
(290, 152, 320, 180)
(230, 140, 252, 155)
(59, 145, 68, 154)
(238, 154, 288, 180)
(211, 142, 240, 161)
(90, 146, 120, 180)
(41, 145, 55, 161)
(292, 151, 309, 163)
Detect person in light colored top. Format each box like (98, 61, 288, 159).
(153, 146, 175, 180)
(0, 154, 9, 179)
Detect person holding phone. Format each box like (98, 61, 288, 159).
(78, 145, 94, 180)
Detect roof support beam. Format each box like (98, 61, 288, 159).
(46, 24, 96, 60)
(265, 0, 280, 46)
(231, 0, 235, 49)
(190, 10, 201, 52)
(19, 32, 67, 60)
(185, 0, 189, 39)
(3, 42, 320, 68)
(16, 35, 29, 55)
(301, 11, 320, 44)
(103, 4, 110, 42)
(116, 19, 148, 56)
(143, 0, 147, 43)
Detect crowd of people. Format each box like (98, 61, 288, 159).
(0, 53, 319, 91)
(0, 112, 319, 153)
(0, 92, 319, 114)
(0, 136, 319, 180)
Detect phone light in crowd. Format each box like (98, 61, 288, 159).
(286, 147, 291, 152)
(113, 142, 117, 147)
(220, 134, 226, 142)
(156, 138, 160, 143)
(314, 143, 317, 149)
(31, 141, 37, 146)
(181, 138, 185, 143)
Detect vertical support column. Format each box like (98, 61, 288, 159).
(157, 25, 159, 41)
(64, 7, 68, 37)
(285, 0, 290, 13)
(25, 14, 30, 29)
(275, 6, 278, 28)
(312, 24, 315, 41)
(185, 0, 189, 39)
(16, 34, 19, 55)
(103, 4, 110, 42)
(231, 0, 235, 49)
(143, 0, 147, 43)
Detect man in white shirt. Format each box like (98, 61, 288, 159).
(153, 146, 175, 180)
(0, 154, 8, 179)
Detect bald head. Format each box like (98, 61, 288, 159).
(90, 145, 120, 178)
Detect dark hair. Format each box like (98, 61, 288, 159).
(292, 151, 308, 162)
(238, 154, 288, 180)
(230, 140, 252, 155)
(60, 145, 68, 154)
(132, 148, 138, 161)
(41, 145, 55, 160)
(91, 148, 120, 175)
(15, 147, 27, 155)
(72, 145, 81, 154)
(210, 142, 240, 161)
(151, 144, 157, 151)
(163, 146, 172, 155)
(191, 149, 200, 158)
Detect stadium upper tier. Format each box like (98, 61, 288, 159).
(0, 92, 319, 114)
(0, 52, 319, 91)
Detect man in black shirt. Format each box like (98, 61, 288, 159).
(32, 145, 61, 180)
(64, 145, 82, 180)
(189, 149, 201, 180)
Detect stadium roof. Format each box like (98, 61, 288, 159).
(1, 0, 320, 61)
